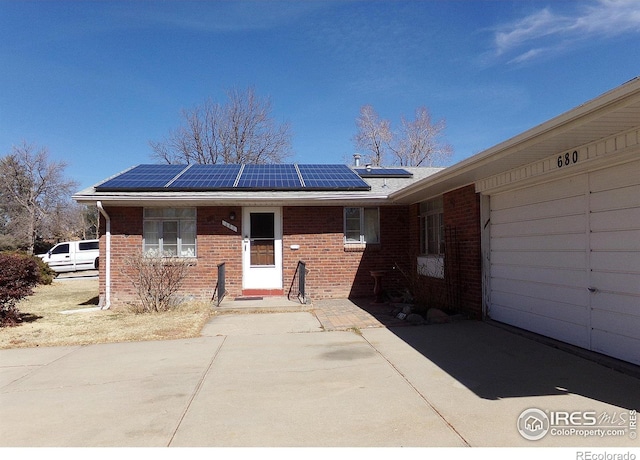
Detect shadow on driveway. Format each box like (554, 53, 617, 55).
(384, 320, 640, 410)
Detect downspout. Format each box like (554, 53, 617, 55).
(96, 201, 111, 310)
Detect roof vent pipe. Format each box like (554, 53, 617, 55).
(96, 201, 111, 310)
(365, 163, 372, 172)
(353, 153, 361, 167)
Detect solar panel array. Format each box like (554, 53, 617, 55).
(169, 164, 241, 189)
(354, 167, 413, 178)
(95, 164, 371, 191)
(299, 164, 373, 189)
(236, 164, 301, 189)
(96, 164, 187, 190)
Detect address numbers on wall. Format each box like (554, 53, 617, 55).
(557, 150, 579, 168)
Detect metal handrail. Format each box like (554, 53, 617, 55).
(213, 262, 226, 307)
(288, 260, 308, 304)
(298, 261, 307, 304)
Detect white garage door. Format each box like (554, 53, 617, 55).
(588, 160, 640, 364)
(489, 159, 640, 365)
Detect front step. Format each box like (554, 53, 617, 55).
(216, 295, 312, 311)
(241, 289, 285, 297)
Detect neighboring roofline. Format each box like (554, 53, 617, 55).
(390, 76, 640, 203)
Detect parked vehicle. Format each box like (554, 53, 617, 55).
(37, 239, 99, 273)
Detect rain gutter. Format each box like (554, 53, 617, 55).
(96, 201, 111, 310)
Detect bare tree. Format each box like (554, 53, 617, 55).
(150, 87, 293, 165)
(80, 204, 100, 239)
(390, 107, 453, 167)
(0, 142, 78, 253)
(353, 105, 452, 167)
(43, 202, 98, 242)
(353, 105, 392, 166)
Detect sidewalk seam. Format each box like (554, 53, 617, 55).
(362, 334, 471, 447)
(0, 345, 85, 392)
(166, 337, 226, 447)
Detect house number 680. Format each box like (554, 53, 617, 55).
(557, 150, 578, 168)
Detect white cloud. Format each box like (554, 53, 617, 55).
(507, 47, 545, 65)
(492, 0, 640, 63)
(495, 7, 568, 55)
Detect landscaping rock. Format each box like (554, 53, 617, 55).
(426, 308, 450, 324)
(406, 313, 424, 325)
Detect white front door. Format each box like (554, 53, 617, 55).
(242, 207, 283, 291)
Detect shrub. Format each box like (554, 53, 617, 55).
(0, 252, 41, 326)
(33, 255, 56, 285)
(122, 251, 192, 313)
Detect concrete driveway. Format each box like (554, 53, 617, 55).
(1, 311, 639, 447)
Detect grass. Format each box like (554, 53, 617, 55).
(0, 278, 216, 349)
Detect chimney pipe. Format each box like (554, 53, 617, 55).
(353, 153, 361, 167)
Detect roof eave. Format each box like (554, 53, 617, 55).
(391, 76, 640, 203)
(73, 191, 393, 207)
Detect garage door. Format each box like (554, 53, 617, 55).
(489, 159, 640, 365)
(588, 160, 640, 364)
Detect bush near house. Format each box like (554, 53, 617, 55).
(0, 252, 51, 326)
(122, 251, 192, 313)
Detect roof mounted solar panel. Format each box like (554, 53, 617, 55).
(94, 163, 373, 192)
(298, 164, 371, 190)
(169, 164, 242, 190)
(354, 167, 413, 178)
(235, 164, 302, 189)
(95, 164, 187, 191)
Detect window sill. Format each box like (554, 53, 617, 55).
(149, 255, 197, 259)
(143, 256, 198, 266)
(344, 243, 380, 253)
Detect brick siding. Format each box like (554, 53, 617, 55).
(282, 206, 409, 300)
(99, 204, 410, 307)
(98, 193, 481, 314)
(408, 184, 482, 319)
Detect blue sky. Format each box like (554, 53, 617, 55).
(1, 0, 639, 191)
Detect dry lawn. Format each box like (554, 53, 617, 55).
(0, 278, 215, 349)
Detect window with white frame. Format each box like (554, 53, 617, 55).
(344, 207, 380, 244)
(419, 197, 444, 255)
(143, 208, 196, 257)
(418, 197, 444, 278)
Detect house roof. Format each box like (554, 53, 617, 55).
(73, 165, 442, 207)
(391, 76, 640, 204)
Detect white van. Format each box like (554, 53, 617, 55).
(38, 239, 100, 273)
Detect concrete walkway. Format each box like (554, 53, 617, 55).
(1, 306, 639, 447)
(217, 295, 410, 331)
